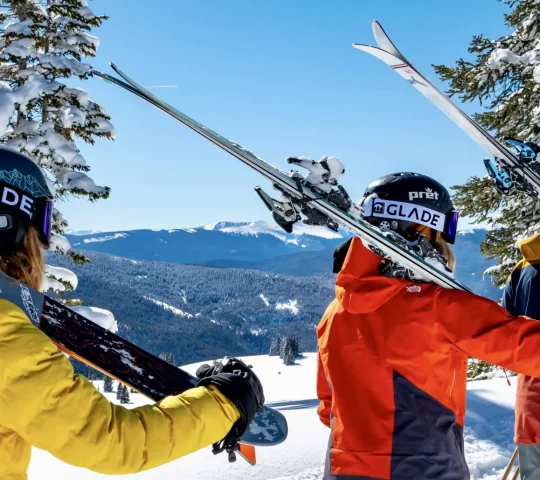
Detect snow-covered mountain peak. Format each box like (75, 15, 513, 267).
(458, 227, 488, 236)
(213, 220, 343, 241)
(203, 221, 251, 231)
(64, 229, 101, 236)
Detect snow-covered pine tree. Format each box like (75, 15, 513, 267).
(269, 335, 281, 356)
(0, 0, 115, 292)
(283, 337, 295, 366)
(120, 384, 130, 404)
(290, 337, 300, 358)
(433, 0, 540, 286)
(279, 337, 286, 360)
(159, 352, 176, 365)
(115, 381, 122, 400)
(103, 375, 112, 393)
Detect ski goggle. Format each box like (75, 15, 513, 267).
(35, 198, 53, 248)
(443, 210, 459, 245)
(362, 195, 460, 245)
(0, 181, 53, 248)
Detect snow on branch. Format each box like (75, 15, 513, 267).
(0, 0, 114, 225)
(70, 305, 118, 333)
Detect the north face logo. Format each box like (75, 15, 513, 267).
(406, 285, 421, 293)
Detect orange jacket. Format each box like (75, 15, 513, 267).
(502, 233, 540, 445)
(317, 237, 540, 480)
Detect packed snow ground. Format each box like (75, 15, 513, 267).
(28, 354, 519, 479)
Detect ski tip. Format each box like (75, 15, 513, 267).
(109, 61, 118, 70)
(372, 20, 384, 41)
(238, 443, 257, 466)
(352, 44, 373, 52)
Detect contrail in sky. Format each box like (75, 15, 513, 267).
(144, 85, 178, 89)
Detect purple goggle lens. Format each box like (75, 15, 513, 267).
(36, 199, 53, 248)
(444, 210, 459, 245)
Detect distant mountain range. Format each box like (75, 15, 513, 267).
(65, 221, 345, 265)
(65, 221, 499, 299)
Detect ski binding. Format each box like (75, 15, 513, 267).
(483, 158, 514, 195)
(255, 155, 357, 233)
(484, 138, 540, 195)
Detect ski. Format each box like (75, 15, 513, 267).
(93, 64, 470, 292)
(353, 21, 540, 199)
(0, 272, 287, 463)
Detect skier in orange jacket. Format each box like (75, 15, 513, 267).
(317, 172, 540, 480)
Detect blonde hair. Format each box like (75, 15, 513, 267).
(0, 226, 44, 290)
(410, 224, 456, 272)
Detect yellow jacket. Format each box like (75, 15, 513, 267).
(0, 298, 239, 479)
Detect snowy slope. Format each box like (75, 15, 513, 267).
(27, 354, 518, 480)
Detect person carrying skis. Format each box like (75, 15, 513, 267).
(0, 148, 264, 479)
(503, 233, 540, 480)
(317, 171, 540, 480)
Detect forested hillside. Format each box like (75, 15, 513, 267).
(50, 252, 335, 365)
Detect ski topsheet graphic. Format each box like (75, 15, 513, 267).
(0, 272, 287, 463)
(353, 21, 540, 199)
(93, 64, 469, 291)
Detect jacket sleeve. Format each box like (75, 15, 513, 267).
(503, 265, 540, 319)
(316, 352, 332, 428)
(0, 299, 239, 474)
(438, 289, 540, 375)
(501, 278, 515, 315)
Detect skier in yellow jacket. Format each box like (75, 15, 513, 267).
(0, 148, 265, 479)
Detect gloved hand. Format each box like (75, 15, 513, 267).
(196, 357, 265, 455)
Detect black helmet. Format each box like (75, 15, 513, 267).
(360, 172, 459, 244)
(0, 148, 54, 253)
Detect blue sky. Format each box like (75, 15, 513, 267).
(64, 0, 510, 232)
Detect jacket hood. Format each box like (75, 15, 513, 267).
(519, 233, 540, 263)
(335, 237, 408, 314)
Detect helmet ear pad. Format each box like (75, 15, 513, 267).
(0, 205, 32, 253)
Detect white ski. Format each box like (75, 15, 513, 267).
(354, 20, 540, 199)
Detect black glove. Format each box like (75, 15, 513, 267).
(196, 357, 265, 456)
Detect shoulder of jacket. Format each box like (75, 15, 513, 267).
(519, 233, 540, 264)
(0, 273, 43, 326)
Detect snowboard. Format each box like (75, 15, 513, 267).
(0, 272, 288, 454)
(353, 20, 540, 199)
(93, 63, 470, 292)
